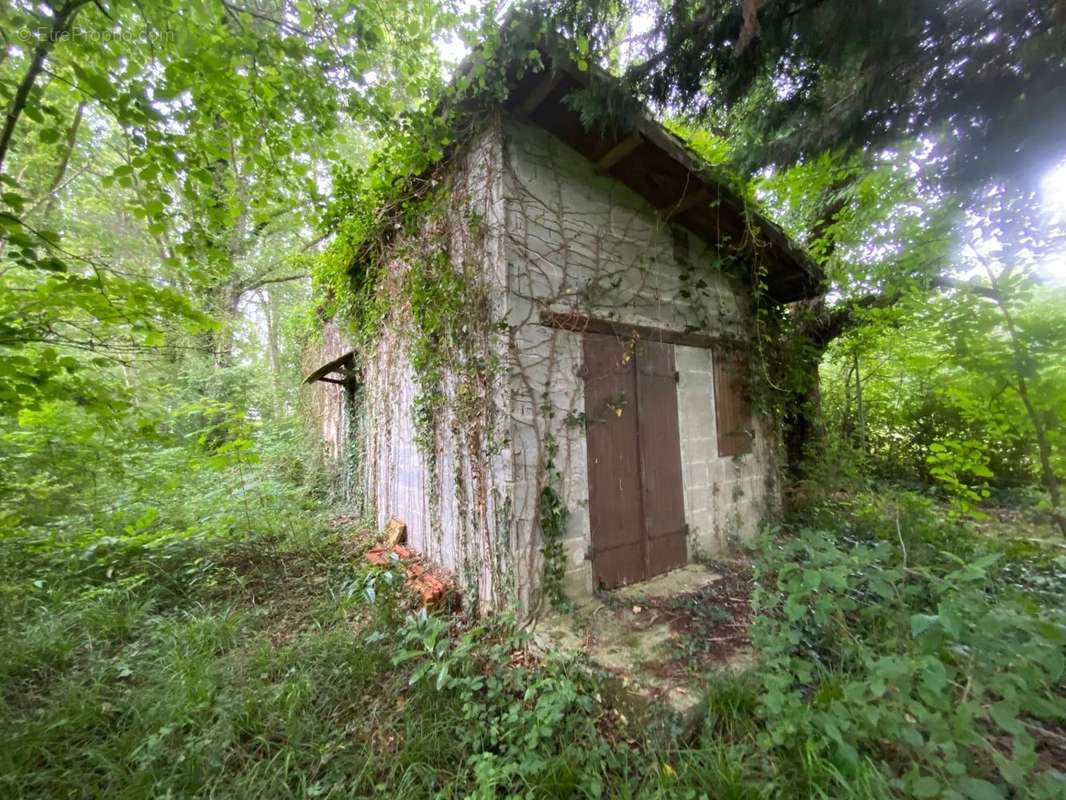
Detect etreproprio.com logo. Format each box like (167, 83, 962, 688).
(15, 26, 176, 45)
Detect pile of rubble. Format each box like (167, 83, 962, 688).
(364, 517, 454, 608)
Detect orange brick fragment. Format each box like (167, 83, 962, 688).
(362, 536, 455, 609)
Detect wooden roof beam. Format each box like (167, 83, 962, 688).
(658, 185, 711, 221)
(595, 132, 643, 173)
(513, 72, 563, 119)
(302, 351, 355, 384)
(539, 309, 741, 350)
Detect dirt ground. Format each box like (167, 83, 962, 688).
(531, 560, 756, 728)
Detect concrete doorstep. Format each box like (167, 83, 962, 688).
(530, 561, 757, 735)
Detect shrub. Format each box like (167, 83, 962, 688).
(751, 524, 1066, 798)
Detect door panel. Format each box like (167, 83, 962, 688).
(582, 333, 644, 588)
(635, 340, 688, 577)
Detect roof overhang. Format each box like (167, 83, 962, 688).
(302, 351, 355, 385)
(491, 44, 823, 303)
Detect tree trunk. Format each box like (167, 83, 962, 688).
(780, 296, 846, 476)
(853, 349, 866, 453)
(41, 101, 85, 216)
(263, 285, 283, 416)
(784, 368, 825, 476)
(986, 270, 1066, 535)
(0, 0, 90, 176)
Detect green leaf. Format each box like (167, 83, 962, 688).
(802, 569, 822, 590)
(72, 64, 114, 99)
(36, 257, 68, 272)
(958, 777, 1004, 800)
(912, 776, 941, 798)
(2, 192, 25, 212)
(911, 613, 939, 637)
(937, 602, 962, 638)
(920, 659, 947, 693)
(988, 702, 1024, 736)
(1034, 620, 1066, 645)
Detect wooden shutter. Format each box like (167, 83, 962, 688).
(635, 340, 688, 577)
(583, 335, 689, 588)
(713, 353, 754, 457)
(583, 333, 645, 588)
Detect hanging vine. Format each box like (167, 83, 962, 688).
(538, 433, 569, 609)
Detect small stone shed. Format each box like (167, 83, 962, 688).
(305, 42, 820, 615)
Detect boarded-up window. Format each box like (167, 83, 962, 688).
(713, 353, 754, 456)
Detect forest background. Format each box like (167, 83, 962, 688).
(1, 1, 1064, 798)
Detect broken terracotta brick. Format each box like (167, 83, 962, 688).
(363, 538, 456, 610)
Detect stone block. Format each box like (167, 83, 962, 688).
(684, 486, 712, 515)
(564, 507, 590, 541)
(385, 516, 407, 547)
(563, 537, 588, 568)
(562, 565, 593, 597)
(683, 461, 708, 490)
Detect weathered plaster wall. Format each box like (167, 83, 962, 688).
(302, 322, 353, 464)
(355, 121, 514, 611)
(363, 337, 458, 570)
(501, 119, 779, 602)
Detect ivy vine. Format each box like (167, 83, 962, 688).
(539, 433, 569, 609)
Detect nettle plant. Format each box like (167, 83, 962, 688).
(752, 527, 1066, 799)
(926, 439, 994, 516)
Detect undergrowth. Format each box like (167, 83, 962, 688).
(2, 481, 1064, 798)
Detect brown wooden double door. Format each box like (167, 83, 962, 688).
(582, 334, 687, 589)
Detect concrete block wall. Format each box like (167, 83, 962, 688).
(675, 345, 774, 555)
(503, 320, 591, 606)
(501, 119, 779, 603)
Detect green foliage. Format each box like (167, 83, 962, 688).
(589, 0, 1066, 198)
(5, 445, 1066, 799)
(2, 4, 1064, 799)
(393, 612, 613, 798)
(819, 277, 1066, 523)
(751, 500, 1066, 798)
(307, 9, 604, 340)
(402, 230, 492, 448)
(1, 507, 624, 798)
(0, 530, 408, 798)
(927, 439, 994, 514)
(1, 0, 463, 423)
(539, 435, 570, 610)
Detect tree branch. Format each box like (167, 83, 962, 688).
(0, 0, 91, 176)
(931, 275, 997, 300)
(38, 100, 85, 215)
(244, 272, 309, 291)
(804, 273, 997, 348)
